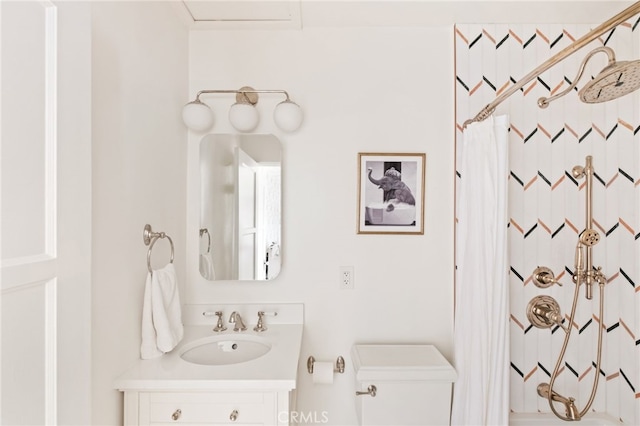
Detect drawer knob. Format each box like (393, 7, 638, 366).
(171, 409, 182, 421)
(230, 409, 239, 421)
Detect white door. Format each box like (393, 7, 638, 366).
(1, 1, 91, 424)
(235, 147, 258, 280)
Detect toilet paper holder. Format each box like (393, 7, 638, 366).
(307, 355, 345, 374)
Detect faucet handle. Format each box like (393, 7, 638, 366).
(253, 311, 278, 332)
(213, 311, 227, 332)
(254, 311, 267, 332)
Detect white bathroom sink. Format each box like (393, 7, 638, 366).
(179, 334, 272, 366)
(115, 305, 304, 391)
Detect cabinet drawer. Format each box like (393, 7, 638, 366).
(144, 392, 276, 425)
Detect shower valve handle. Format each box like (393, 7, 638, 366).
(532, 267, 562, 288)
(527, 296, 569, 334)
(545, 310, 569, 333)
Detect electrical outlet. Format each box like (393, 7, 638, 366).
(339, 266, 355, 289)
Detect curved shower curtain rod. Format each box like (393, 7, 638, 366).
(464, 1, 640, 127)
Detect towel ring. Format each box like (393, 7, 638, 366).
(143, 224, 174, 273)
(199, 228, 211, 253)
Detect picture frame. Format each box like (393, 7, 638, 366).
(357, 152, 426, 235)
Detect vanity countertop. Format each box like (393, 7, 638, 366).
(114, 324, 303, 392)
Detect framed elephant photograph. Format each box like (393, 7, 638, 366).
(357, 152, 426, 235)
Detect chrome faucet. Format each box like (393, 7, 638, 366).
(229, 311, 247, 332)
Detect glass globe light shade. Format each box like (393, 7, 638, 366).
(228, 102, 260, 132)
(273, 100, 303, 132)
(182, 100, 213, 132)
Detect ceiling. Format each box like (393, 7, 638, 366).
(175, 1, 636, 30)
(179, 0, 302, 29)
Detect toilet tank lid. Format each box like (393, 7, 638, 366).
(351, 344, 457, 382)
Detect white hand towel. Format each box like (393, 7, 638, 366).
(141, 271, 163, 359)
(140, 263, 184, 359)
(199, 253, 216, 280)
(266, 244, 281, 279)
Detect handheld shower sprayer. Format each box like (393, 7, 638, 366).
(580, 229, 601, 246)
(573, 229, 600, 284)
(574, 243, 585, 275)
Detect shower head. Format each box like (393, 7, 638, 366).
(538, 47, 640, 108)
(579, 59, 640, 103)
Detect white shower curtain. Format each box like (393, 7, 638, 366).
(451, 115, 510, 426)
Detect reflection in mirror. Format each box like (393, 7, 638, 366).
(199, 134, 281, 281)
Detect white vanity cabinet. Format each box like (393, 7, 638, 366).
(115, 305, 304, 426)
(122, 390, 291, 426)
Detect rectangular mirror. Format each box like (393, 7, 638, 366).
(199, 134, 281, 281)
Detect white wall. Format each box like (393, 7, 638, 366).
(91, 3, 187, 424)
(56, 3, 93, 423)
(186, 27, 455, 424)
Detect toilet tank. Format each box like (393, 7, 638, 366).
(351, 344, 457, 426)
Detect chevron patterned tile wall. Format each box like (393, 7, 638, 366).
(455, 23, 640, 423)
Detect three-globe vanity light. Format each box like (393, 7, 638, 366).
(182, 86, 303, 133)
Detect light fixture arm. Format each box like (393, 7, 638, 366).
(464, 1, 640, 127)
(194, 87, 292, 104)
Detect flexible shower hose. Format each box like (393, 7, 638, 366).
(546, 276, 605, 421)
